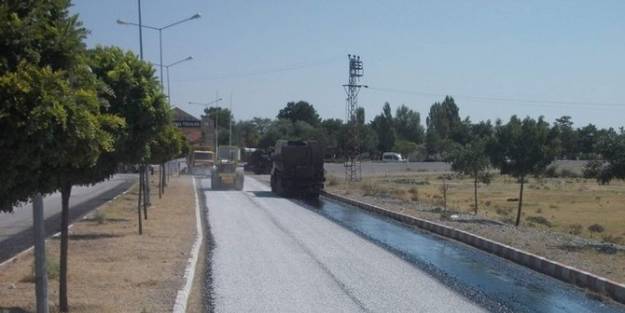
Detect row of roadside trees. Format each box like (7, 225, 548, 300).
(0, 1, 187, 312)
(216, 99, 625, 228)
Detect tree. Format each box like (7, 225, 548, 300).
(392, 140, 418, 158)
(203, 107, 233, 145)
(489, 116, 557, 226)
(449, 139, 491, 214)
(88, 46, 170, 236)
(1, 3, 125, 312)
(576, 123, 598, 157)
(235, 120, 261, 147)
(150, 124, 185, 197)
(553, 115, 578, 159)
(425, 96, 462, 158)
(277, 100, 321, 126)
(394, 105, 424, 144)
(593, 128, 625, 183)
(371, 102, 395, 153)
(321, 118, 344, 158)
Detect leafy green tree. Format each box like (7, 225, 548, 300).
(449, 139, 491, 214)
(371, 102, 396, 153)
(1, 3, 126, 311)
(234, 120, 261, 147)
(489, 116, 557, 226)
(553, 115, 578, 159)
(321, 118, 344, 158)
(425, 96, 462, 158)
(593, 128, 625, 183)
(576, 123, 598, 157)
(88, 46, 171, 241)
(150, 124, 185, 197)
(356, 107, 365, 125)
(394, 105, 424, 144)
(392, 140, 418, 158)
(203, 107, 233, 145)
(277, 100, 321, 126)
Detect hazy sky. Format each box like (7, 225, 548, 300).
(71, 0, 625, 128)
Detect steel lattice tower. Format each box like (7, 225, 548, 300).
(343, 54, 365, 181)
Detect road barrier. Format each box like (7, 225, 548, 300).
(321, 191, 625, 305)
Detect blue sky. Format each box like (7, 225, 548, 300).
(71, 0, 625, 128)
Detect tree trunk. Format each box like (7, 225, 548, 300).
(143, 165, 148, 220)
(32, 193, 49, 313)
(515, 176, 525, 226)
(59, 183, 72, 312)
(137, 168, 143, 235)
(473, 175, 478, 214)
(161, 162, 166, 194)
(158, 164, 162, 199)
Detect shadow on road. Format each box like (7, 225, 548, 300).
(0, 307, 29, 313)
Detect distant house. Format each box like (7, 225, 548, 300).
(173, 107, 202, 145)
(172, 107, 215, 148)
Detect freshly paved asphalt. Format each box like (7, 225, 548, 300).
(0, 174, 136, 263)
(201, 176, 486, 313)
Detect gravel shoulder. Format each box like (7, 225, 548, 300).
(0, 173, 197, 313)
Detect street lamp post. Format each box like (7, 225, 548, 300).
(154, 56, 193, 104)
(117, 13, 200, 88)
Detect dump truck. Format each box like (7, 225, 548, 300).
(270, 140, 324, 198)
(210, 145, 244, 190)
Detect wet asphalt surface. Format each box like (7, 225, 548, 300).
(199, 175, 625, 313)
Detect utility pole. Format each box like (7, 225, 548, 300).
(215, 91, 220, 159)
(229, 92, 233, 147)
(342, 54, 366, 182)
(33, 193, 49, 313)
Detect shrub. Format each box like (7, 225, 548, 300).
(361, 182, 389, 197)
(28, 254, 60, 281)
(567, 224, 583, 235)
(588, 224, 605, 237)
(601, 235, 624, 245)
(94, 210, 107, 225)
(583, 160, 603, 179)
(544, 165, 558, 178)
(525, 216, 552, 227)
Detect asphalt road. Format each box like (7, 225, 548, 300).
(200, 176, 486, 313)
(0, 174, 136, 263)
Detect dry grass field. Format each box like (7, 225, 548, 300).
(328, 173, 625, 242)
(0, 174, 196, 313)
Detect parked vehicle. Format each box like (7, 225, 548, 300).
(271, 140, 324, 198)
(382, 152, 405, 162)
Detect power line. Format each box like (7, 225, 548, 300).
(174, 55, 343, 83)
(366, 86, 625, 110)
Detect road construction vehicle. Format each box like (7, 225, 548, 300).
(270, 140, 324, 198)
(210, 145, 244, 190)
(190, 146, 214, 175)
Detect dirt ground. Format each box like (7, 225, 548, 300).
(326, 172, 625, 284)
(0, 173, 197, 313)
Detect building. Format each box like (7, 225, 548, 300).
(173, 107, 214, 147)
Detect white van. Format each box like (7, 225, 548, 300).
(382, 152, 405, 162)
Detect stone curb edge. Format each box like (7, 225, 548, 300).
(172, 176, 204, 313)
(321, 190, 625, 305)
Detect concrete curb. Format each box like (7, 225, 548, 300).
(172, 177, 203, 313)
(321, 191, 625, 305)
